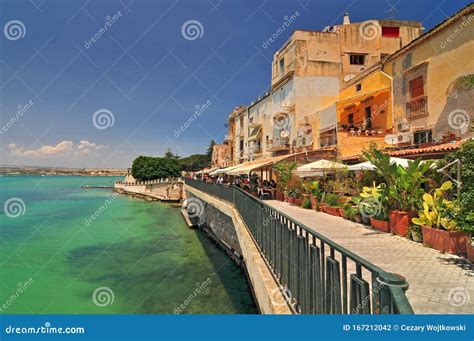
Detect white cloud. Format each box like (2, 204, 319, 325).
(8, 140, 109, 157)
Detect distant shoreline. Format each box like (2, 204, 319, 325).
(0, 167, 126, 177)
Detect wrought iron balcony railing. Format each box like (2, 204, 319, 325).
(406, 96, 428, 119)
(184, 179, 414, 315)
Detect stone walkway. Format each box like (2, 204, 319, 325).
(266, 200, 473, 314)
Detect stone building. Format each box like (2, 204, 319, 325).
(269, 14, 422, 156)
(312, 3, 474, 161)
(226, 13, 423, 165)
(211, 143, 230, 168)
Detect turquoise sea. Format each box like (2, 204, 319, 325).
(0, 176, 256, 314)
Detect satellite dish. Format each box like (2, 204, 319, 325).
(384, 134, 398, 145)
(280, 130, 289, 138)
(344, 74, 355, 82)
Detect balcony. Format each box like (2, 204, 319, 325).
(406, 96, 428, 120)
(271, 137, 291, 153)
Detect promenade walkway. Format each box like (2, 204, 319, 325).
(266, 200, 473, 314)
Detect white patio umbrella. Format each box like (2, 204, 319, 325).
(348, 157, 422, 171)
(296, 159, 347, 172)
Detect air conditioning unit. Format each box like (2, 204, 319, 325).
(397, 132, 412, 144)
(397, 120, 410, 132)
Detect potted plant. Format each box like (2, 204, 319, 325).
(362, 145, 432, 237)
(322, 193, 341, 216)
(303, 180, 322, 210)
(467, 237, 474, 262)
(360, 183, 390, 233)
(412, 181, 468, 254)
(302, 198, 312, 209)
(408, 224, 423, 243)
(287, 175, 303, 206)
(274, 161, 297, 203)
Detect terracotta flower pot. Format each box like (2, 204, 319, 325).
(287, 197, 294, 204)
(293, 198, 303, 206)
(390, 210, 417, 237)
(421, 225, 468, 254)
(466, 239, 474, 262)
(353, 214, 362, 223)
(276, 190, 285, 201)
(338, 208, 345, 216)
(309, 195, 318, 210)
(370, 217, 390, 233)
(324, 206, 340, 217)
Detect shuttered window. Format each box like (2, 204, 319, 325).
(409, 76, 424, 99)
(382, 26, 400, 37)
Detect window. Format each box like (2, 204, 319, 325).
(279, 58, 285, 74)
(365, 106, 372, 129)
(239, 139, 244, 150)
(409, 76, 424, 99)
(355, 83, 362, 91)
(348, 113, 354, 125)
(382, 26, 400, 37)
(413, 130, 432, 145)
(349, 54, 365, 65)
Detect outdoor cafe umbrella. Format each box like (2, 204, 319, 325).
(295, 159, 347, 177)
(348, 157, 419, 171)
(296, 159, 348, 172)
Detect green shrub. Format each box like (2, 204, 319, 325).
(302, 198, 312, 209)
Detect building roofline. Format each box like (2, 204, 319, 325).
(384, 3, 473, 64)
(342, 3, 473, 89)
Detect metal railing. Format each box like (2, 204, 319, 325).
(185, 178, 414, 315)
(406, 96, 428, 119)
(115, 177, 182, 186)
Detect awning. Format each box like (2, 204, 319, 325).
(247, 125, 262, 142)
(198, 167, 217, 175)
(297, 159, 347, 172)
(227, 155, 290, 176)
(209, 165, 240, 175)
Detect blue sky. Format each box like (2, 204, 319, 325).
(0, 0, 471, 168)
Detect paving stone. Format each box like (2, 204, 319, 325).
(266, 200, 474, 314)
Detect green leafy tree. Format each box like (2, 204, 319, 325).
(206, 140, 216, 161)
